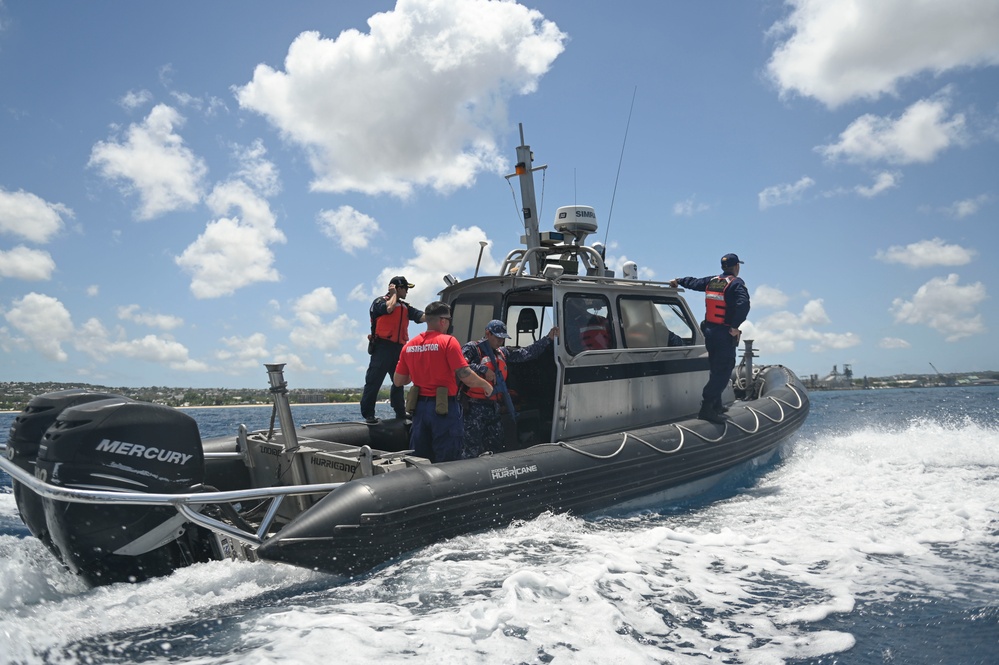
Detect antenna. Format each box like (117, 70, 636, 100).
(603, 86, 637, 247)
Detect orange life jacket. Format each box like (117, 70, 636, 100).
(466, 343, 508, 401)
(705, 274, 734, 325)
(373, 300, 411, 344)
(580, 316, 611, 349)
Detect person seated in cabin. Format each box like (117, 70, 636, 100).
(460, 320, 558, 457)
(565, 297, 613, 354)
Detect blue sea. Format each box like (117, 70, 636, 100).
(1, 387, 997, 664)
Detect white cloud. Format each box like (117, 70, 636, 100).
(74, 316, 206, 370)
(175, 179, 286, 298)
(875, 237, 975, 268)
(0, 246, 55, 280)
(759, 176, 815, 210)
(216, 332, 270, 371)
(753, 285, 790, 309)
(0, 188, 72, 243)
(855, 171, 900, 198)
(890, 273, 986, 341)
(233, 140, 281, 197)
(385, 225, 494, 306)
(879, 337, 911, 349)
(117, 304, 184, 330)
(318, 206, 380, 254)
(672, 197, 710, 217)
(286, 287, 358, 352)
(743, 298, 860, 354)
(88, 104, 208, 220)
(817, 97, 967, 165)
(86, 285, 99, 297)
(4, 292, 75, 361)
(767, 0, 999, 107)
(943, 194, 991, 219)
(235, 0, 566, 197)
(119, 89, 152, 111)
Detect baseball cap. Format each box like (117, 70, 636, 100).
(720, 253, 744, 269)
(485, 320, 510, 338)
(389, 276, 415, 288)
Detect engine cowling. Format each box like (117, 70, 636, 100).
(34, 399, 213, 585)
(6, 390, 120, 551)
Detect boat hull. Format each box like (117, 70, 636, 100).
(257, 365, 807, 575)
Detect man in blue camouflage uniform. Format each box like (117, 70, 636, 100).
(461, 319, 558, 457)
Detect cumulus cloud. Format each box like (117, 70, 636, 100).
(753, 285, 790, 309)
(117, 304, 184, 330)
(363, 225, 494, 307)
(216, 332, 270, 371)
(318, 206, 381, 254)
(119, 89, 152, 111)
(875, 237, 975, 268)
(855, 171, 900, 198)
(235, 0, 566, 197)
(743, 298, 860, 354)
(890, 273, 986, 341)
(88, 104, 208, 220)
(879, 337, 911, 349)
(943, 194, 991, 219)
(759, 176, 815, 210)
(0, 246, 56, 280)
(175, 179, 286, 298)
(767, 0, 999, 107)
(673, 197, 710, 217)
(0, 188, 72, 243)
(3, 292, 74, 361)
(284, 287, 360, 352)
(74, 316, 206, 370)
(817, 97, 967, 164)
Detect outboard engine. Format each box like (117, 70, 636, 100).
(6, 389, 119, 552)
(34, 398, 215, 585)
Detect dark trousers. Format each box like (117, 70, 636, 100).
(410, 397, 464, 462)
(360, 341, 405, 419)
(702, 324, 736, 406)
(463, 399, 503, 458)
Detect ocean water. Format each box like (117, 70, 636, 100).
(1, 387, 997, 664)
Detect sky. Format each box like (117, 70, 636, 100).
(1, 0, 997, 390)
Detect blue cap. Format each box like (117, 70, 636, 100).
(721, 253, 743, 269)
(485, 320, 510, 338)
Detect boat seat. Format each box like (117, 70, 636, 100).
(515, 308, 538, 345)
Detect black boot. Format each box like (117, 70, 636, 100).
(698, 401, 725, 424)
(713, 399, 729, 414)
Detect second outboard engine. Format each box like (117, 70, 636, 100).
(35, 398, 214, 585)
(6, 389, 120, 553)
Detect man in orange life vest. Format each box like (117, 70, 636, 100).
(670, 253, 750, 424)
(461, 319, 559, 457)
(360, 276, 426, 423)
(393, 302, 494, 462)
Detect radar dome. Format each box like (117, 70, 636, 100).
(553, 205, 598, 241)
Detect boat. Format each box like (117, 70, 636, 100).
(0, 125, 809, 586)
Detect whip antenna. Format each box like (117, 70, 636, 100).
(603, 86, 637, 247)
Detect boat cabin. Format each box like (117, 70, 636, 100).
(441, 224, 717, 448)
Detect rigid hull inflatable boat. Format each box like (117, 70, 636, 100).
(1, 126, 809, 586)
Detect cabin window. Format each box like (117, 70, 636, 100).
(618, 296, 695, 348)
(504, 304, 552, 347)
(450, 301, 497, 345)
(563, 294, 615, 355)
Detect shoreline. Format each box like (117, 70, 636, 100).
(1, 402, 363, 414)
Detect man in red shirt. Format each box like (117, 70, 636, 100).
(394, 301, 493, 462)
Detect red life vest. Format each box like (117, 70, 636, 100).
(580, 316, 611, 349)
(373, 300, 411, 344)
(466, 344, 508, 401)
(705, 274, 734, 325)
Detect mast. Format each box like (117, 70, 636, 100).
(514, 123, 543, 275)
